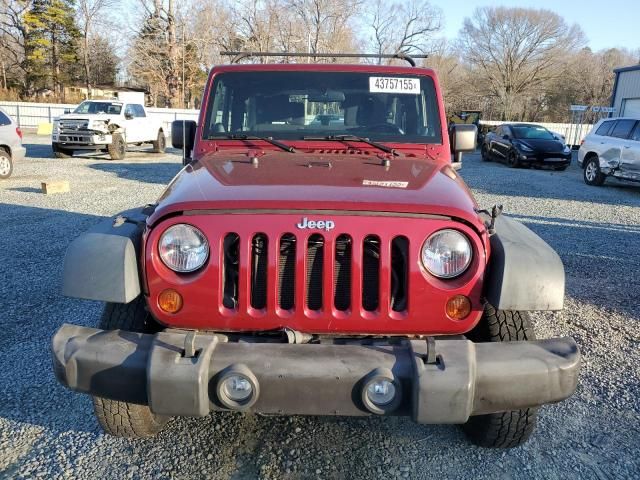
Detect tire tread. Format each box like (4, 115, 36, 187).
(92, 298, 167, 438)
(462, 304, 537, 448)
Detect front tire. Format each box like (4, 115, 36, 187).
(152, 130, 166, 153)
(462, 304, 538, 448)
(52, 144, 73, 158)
(507, 151, 520, 168)
(92, 297, 170, 438)
(107, 133, 127, 160)
(481, 144, 491, 162)
(583, 156, 605, 186)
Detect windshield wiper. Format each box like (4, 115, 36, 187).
(302, 134, 401, 156)
(208, 134, 296, 153)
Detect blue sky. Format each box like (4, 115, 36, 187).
(438, 0, 639, 51)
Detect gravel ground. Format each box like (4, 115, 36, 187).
(1, 135, 639, 479)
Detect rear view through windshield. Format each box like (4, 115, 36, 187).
(202, 71, 442, 143)
(74, 102, 122, 115)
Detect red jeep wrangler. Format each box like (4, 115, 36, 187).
(52, 53, 579, 448)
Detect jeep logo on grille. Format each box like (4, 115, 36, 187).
(296, 217, 335, 231)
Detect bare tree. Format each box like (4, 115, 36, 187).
(77, 0, 117, 97)
(368, 0, 442, 62)
(286, 0, 360, 57)
(458, 7, 585, 120)
(0, 0, 31, 92)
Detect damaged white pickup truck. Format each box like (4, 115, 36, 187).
(51, 100, 166, 160)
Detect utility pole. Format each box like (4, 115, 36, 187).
(182, 23, 185, 109)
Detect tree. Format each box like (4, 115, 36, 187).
(286, 0, 360, 57)
(23, 0, 80, 99)
(367, 0, 441, 62)
(0, 1, 32, 93)
(458, 7, 585, 120)
(76, 0, 116, 97)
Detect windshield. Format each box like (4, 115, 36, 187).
(512, 125, 555, 140)
(203, 71, 442, 143)
(73, 101, 122, 115)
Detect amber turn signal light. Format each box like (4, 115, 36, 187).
(158, 289, 183, 313)
(446, 295, 471, 320)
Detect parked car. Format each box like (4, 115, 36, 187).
(51, 100, 166, 160)
(578, 117, 640, 186)
(481, 123, 572, 170)
(52, 54, 579, 448)
(0, 107, 26, 179)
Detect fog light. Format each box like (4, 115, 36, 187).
(222, 375, 253, 402)
(366, 380, 396, 406)
(158, 289, 183, 313)
(446, 294, 471, 319)
(361, 368, 401, 415)
(216, 364, 259, 410)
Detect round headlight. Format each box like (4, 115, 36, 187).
(421, 229, 472, 279)
(159, 224, 209, 272)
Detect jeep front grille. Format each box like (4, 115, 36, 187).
(221, 232, 409, 315)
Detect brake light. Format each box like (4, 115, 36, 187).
(16, 127, 23, 140)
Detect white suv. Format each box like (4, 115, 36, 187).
(578, 117, 640, 186)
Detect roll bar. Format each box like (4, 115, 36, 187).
(220, 51, 428, 67)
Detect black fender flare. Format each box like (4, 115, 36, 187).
(61, 207, 150, 303)
(485, 215, 565, 311)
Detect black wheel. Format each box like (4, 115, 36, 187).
(462, 304, 538, 448)
(107, 133, 127, 160)
(52, 144, 73, 158)
(92, 297, 170, 438)
(583, 156, 605, 186)
(481, 144, 491, 162)
(0, 148, 13, 179)
(507, 150, 520, 168)
(152, 130, 166, 153)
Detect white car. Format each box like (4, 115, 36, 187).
(578, 117, 640, 186)
(52, 100, 166, 160)
(0, 107, 26, 179)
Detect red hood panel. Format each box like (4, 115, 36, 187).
(150, 151, 481, 226)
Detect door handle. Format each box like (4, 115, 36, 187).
(623, 145, 630, 149)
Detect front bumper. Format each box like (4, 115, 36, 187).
(12, 145, 26, 162)
(52, 132, 112, 147)
(51, 324, 580, 423)
(518, 151, 572, 166)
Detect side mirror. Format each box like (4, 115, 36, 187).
(63, 108, 71, 114)
(502, 134, 510, 140)
(450, 124, 477, 166)
(124, 112, 134, 120)
(171, 120, 197, 164)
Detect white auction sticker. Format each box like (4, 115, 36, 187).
(369, 77, 420, 94)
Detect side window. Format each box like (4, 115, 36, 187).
(595, 121, 613, 136)
(0, 111, 11, 126)
(631, 124, 640, 142)
(133, 105, 146, 117)
(609, 120, 636, 139)
(124, 105, 135, 118)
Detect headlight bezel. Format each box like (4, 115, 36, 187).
(420, 228, 473, 280)
(158, 223, 210, 273)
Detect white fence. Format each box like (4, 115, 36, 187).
(480, 120, 594, 146)
(0, 101, 596, 145)
(0, 101, 199, 133)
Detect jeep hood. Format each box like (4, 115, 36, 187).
(149, 151, 481, 227)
